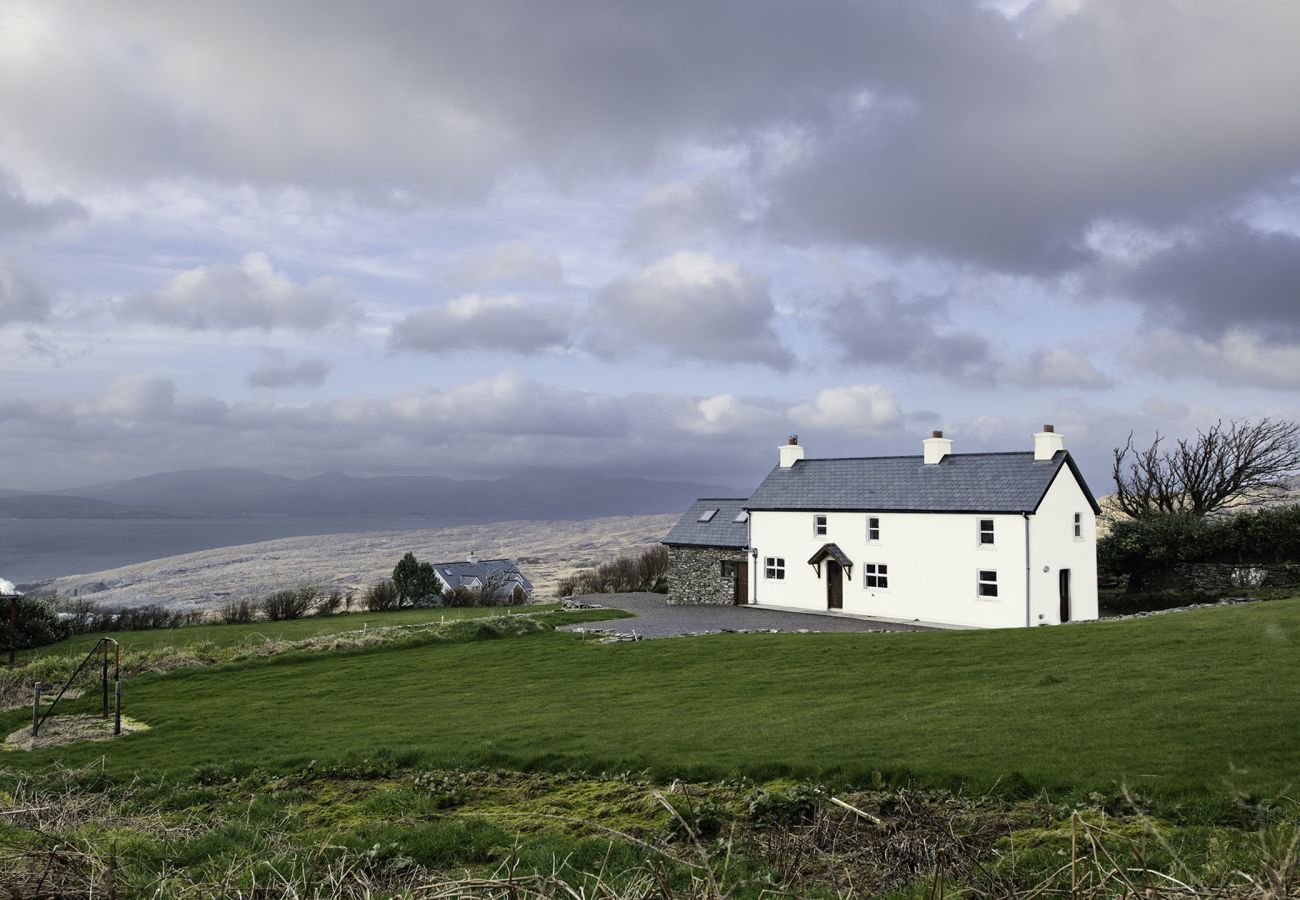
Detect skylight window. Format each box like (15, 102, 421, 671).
(733, 510, 749, 523)
(697, 508, 718, 522)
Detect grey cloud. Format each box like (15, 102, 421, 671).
(769, 1, 1300, 273)
(117, 253, 357, 331)
(1003, 348, 1115, 391)
(247, 357, 332, 388)
(388, 295, 570, 355)
(0, 170, 85, 234)
(1107, 222, 1300, 343)
(591, 253, 794, 370)
(819, 291, 996, 382)
(0, 257, 51, 325)
(623, 178, 744, 252)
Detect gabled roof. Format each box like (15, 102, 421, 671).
(431, 558, 534, 593)
(746, 451, 1101, 515)
(662, 498, 750, 548)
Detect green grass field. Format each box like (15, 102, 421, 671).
(18, 603, 558, 661)
(7, 598, 1299, 801)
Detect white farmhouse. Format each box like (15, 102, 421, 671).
(665, 427, 1100, 629)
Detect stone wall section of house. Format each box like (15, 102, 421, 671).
(666, 545, 749, 605)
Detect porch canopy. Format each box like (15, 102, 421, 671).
(808, 543, 853, 579)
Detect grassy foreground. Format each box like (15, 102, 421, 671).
(6, 598, 1299, 800)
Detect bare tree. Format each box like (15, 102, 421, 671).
(1112, 418, 1300, 518)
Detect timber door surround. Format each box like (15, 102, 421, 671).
(826, 560, 844, 609)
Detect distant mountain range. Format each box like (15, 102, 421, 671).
(0, 467, 737, 521)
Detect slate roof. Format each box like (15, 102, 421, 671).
(662, 498, 750, 548)
(431, 558, 534, 594)
(746, 451, 1101, 514)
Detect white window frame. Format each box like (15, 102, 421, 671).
(866, 516, 881, 542)
(764, 557, 786, 580)
(1073, 512, 1083, 540)
(864, 562, 889, 590)
(977, 569, 999, 599)
(813, 514, 828, 536)
(977, 518, 995, 546)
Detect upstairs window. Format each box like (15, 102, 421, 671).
(866, 516, 881, 541)
(733, 510, 749, 523)
(978, 519, 995, 546)
(864, 563, 889, 589)
(697, 508, 717, 522)
(765, 557, 786, 580)
(813, 514, 828, 536)
(977, 569, 999, 598)
(1073, 512, 1083, 539)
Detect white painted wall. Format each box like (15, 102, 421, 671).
(747, 469, 1098, 628)
(1026, 468, 1099, 624)
(748, 508, 1030, 628)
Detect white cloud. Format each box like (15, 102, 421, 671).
(1127, 329, 1300, 390)
(388, 294, 569, 355)
(788, 385, 903, 433)
(450, 241, 563, 287)
(592, 252, 794, 369)
(116, 252, 357, 331)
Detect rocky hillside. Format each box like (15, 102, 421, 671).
(43, 513, 678, 611)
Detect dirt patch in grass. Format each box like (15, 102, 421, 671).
(4, 713, 148, 751)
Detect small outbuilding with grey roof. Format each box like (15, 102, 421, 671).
(662, 498, 752, 605)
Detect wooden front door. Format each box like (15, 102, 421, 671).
(735, 561, 749, 605)
(1059, 568, 1071, 623)
(826, 560, 843, 609)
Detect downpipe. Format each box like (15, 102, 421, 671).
(1023, 513, 1031, 628)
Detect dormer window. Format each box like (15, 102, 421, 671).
(698, 508, 718, 522)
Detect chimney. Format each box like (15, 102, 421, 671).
(467, 549, 479, 564)
(1034, 424, 1065, 461)
(923, 430, 952, 465)
(778, 434, 805, 468)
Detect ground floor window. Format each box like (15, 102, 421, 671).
(977, 569, 998, 598)
(864, 562, 888, 589)
(765, 557, 785, 579)
(720, 560, 738, 578)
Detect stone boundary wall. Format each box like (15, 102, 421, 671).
(1142, 561, 1300, 592)
(666, 545, 749, 605)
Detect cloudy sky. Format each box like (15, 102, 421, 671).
(2, 0, 1298, 492)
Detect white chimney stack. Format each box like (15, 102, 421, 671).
(923, 430, 952, 465)
(467, 549, 479, 564)
(778, 434, 805, 468)
(1034, 424, 1065, 461)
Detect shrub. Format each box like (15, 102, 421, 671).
(1099, 504, 1300, 589)
(219, 599, 256, 624)
(364, 579, 400, 612)
(2, 596, 71, 650)
(261, 588, 314, 621)
(442, 585, 477, 608)
(317, 589, 346, 616)
(554, 545, 670, 598)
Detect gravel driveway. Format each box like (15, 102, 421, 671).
(558, 592, 936, 638)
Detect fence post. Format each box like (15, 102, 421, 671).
(114, 680, 122, 736)
(102, 642, 110, 718)
(31, 681, 41, 737)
